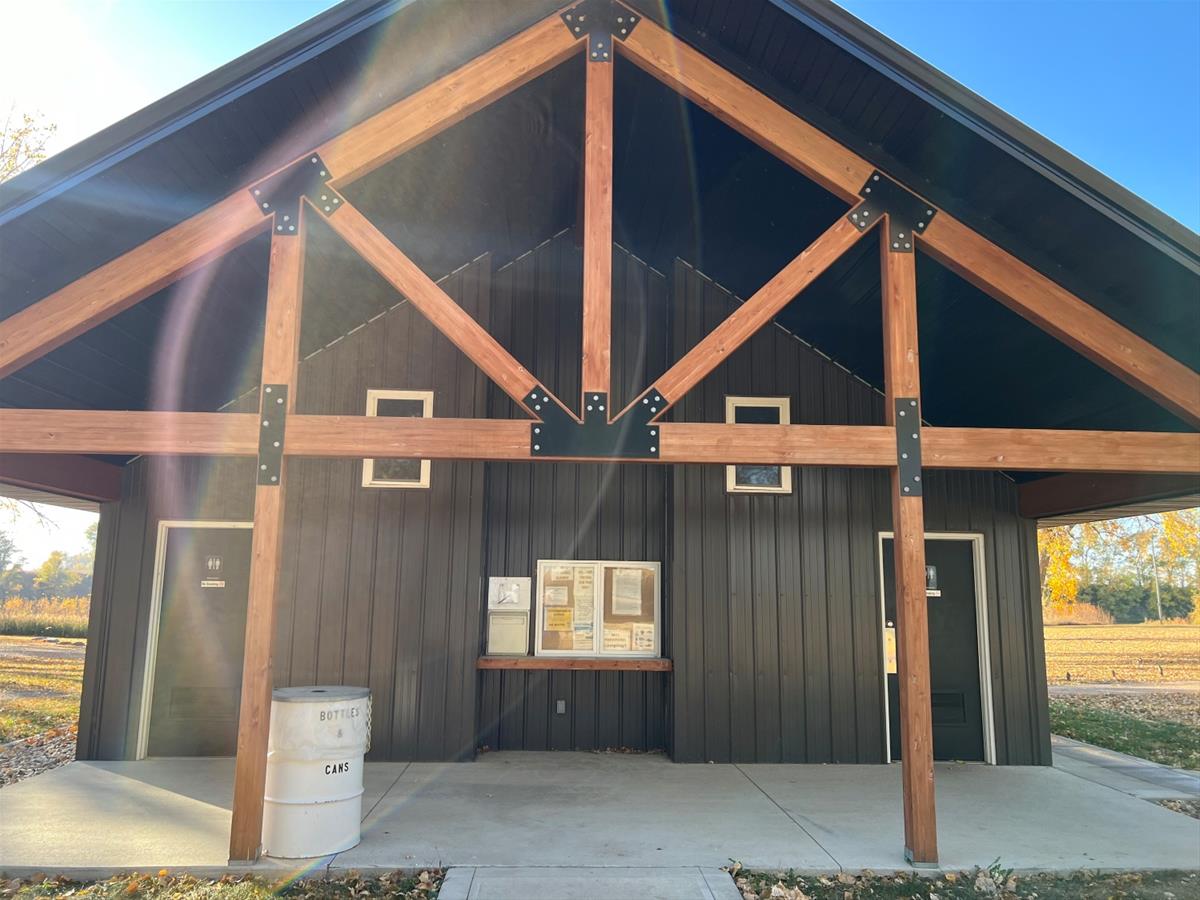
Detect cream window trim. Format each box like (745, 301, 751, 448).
(724, 396, 793, 494)
(362, 388, 433, 489)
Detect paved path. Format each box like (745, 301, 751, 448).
(1049, 681, 1200, 695)
(0, 636, 87, 661)
(438, 867, 740, 900)
(1052, 735, 1200, 799)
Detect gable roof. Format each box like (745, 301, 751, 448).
(0, 0, 1195, 436)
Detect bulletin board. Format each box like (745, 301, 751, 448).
(534, 560, 660, 658)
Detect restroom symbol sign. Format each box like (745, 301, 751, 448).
(206, 556, 223, 573)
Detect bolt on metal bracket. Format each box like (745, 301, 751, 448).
(257, 384, 288, 486)
(529, 387, 660, 459)
(561, 0, 641, 62)
(848, 171, 938, 253)
(894, 397, 922, 496)
(249, 153, 341, 234)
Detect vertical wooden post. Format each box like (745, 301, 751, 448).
(229, 219, 306, 862)
(880, 228, 938, 865)
(581, 35, 614, 400)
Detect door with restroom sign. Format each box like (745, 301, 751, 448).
(882, 537, 985, 762)
(147, 526, 252, 756)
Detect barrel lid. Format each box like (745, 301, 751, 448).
(272, 685, 370, 703)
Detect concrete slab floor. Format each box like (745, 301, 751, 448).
(437, 867, 741, 900)
(2, 752, 1197, 878)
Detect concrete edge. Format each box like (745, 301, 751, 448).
(5, 864, 1200, 881)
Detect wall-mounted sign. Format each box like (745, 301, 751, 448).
(487, 576, 531, 610)
(925, 565, 941, 598)
(200, 579, 226, 589)
(206, 556, 223, 573)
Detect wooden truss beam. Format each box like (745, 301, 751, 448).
(0, 195, 267, 379)
(581, 41, 615, 398)
(0, 453, 122, 503)
(323, 201, 544, 410)
(619, 15, 1200, 427)
(919, 216, 1200, 427)
(880, 229, 937, 865)
(316, 13, 578, 187)
(2, 408, 1197, 474)
(648, 215, 868, 412)
(0, 11, 579, 381)
(229, 224, 306, 863)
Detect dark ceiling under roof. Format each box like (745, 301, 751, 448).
(0, 0, 1196, 447)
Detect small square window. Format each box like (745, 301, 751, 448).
(725, 396, 792, 494)
(362, 389, 432, 489)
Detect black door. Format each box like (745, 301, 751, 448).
(147, 526, 252, 756)
(883, 538, 985, 762)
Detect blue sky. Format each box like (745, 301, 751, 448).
(0, 1, 1197, 560)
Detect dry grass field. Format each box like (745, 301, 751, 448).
(1042, 623, 1200, 684)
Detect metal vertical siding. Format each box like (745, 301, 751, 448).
(475, 234, 671, 753)
(77, 238, 1048, 765)
(667, 259, 1049, 765)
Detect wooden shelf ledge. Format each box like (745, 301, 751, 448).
(477, 657, 672, 672)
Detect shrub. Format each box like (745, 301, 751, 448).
(1043, 602, 1114, 625)
(0, 596, 90, 638)
(1077, 583, 1195, 624)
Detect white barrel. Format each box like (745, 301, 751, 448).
(262, 686, 371, 858)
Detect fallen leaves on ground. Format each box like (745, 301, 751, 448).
(1049, 691, 1200, 728)
(730, 866, 1200, 899)
(1, 870, 443, 899)
(0, 725, 77, 786)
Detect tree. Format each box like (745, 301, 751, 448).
(0, 107, 56, 183)
(33, 551, 73, 599)
(0, 530, 23, 596)
(1038, 525, 1078, 612)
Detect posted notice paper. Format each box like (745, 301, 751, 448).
(632, 622, 655, 652)
(543, 584, 569, 606)
(603, 626, 632, 651)
(545, 607, 573, 632)
(611, 567, 643, 616)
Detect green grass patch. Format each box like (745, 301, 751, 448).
(735, 866, 1200, 899)
(9, 870, 441, 898)
(1049, 697, 1200, 769)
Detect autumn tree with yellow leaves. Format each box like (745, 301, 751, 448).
(1037, 509, 1200, 622)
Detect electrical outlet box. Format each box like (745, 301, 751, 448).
(555, 699, 566, 715)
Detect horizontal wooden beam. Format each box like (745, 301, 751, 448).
(477, 656, 672, 672)
(322, 202, 543, 409)
(0, 195, 267, 379)
(1018, 472, 1200, 520)
(1, 410, 1196, 475)
(922, 427, 1200, 474)
(0, 453, 122, 502)
(920, 216, 1200, 428)
(619, 17, 871, 202)
(0, 410, 259, 455)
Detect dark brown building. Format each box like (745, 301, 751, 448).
(1, 0, 1196, 865)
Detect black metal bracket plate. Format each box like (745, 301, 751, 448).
(529, 387, 660, 459)
(894, 397, 922, 497)
(257, 384, 288, 485)
(249, 154, 340, 234)
(848, 171, 937, 252)
(561, 0, 640, 62)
